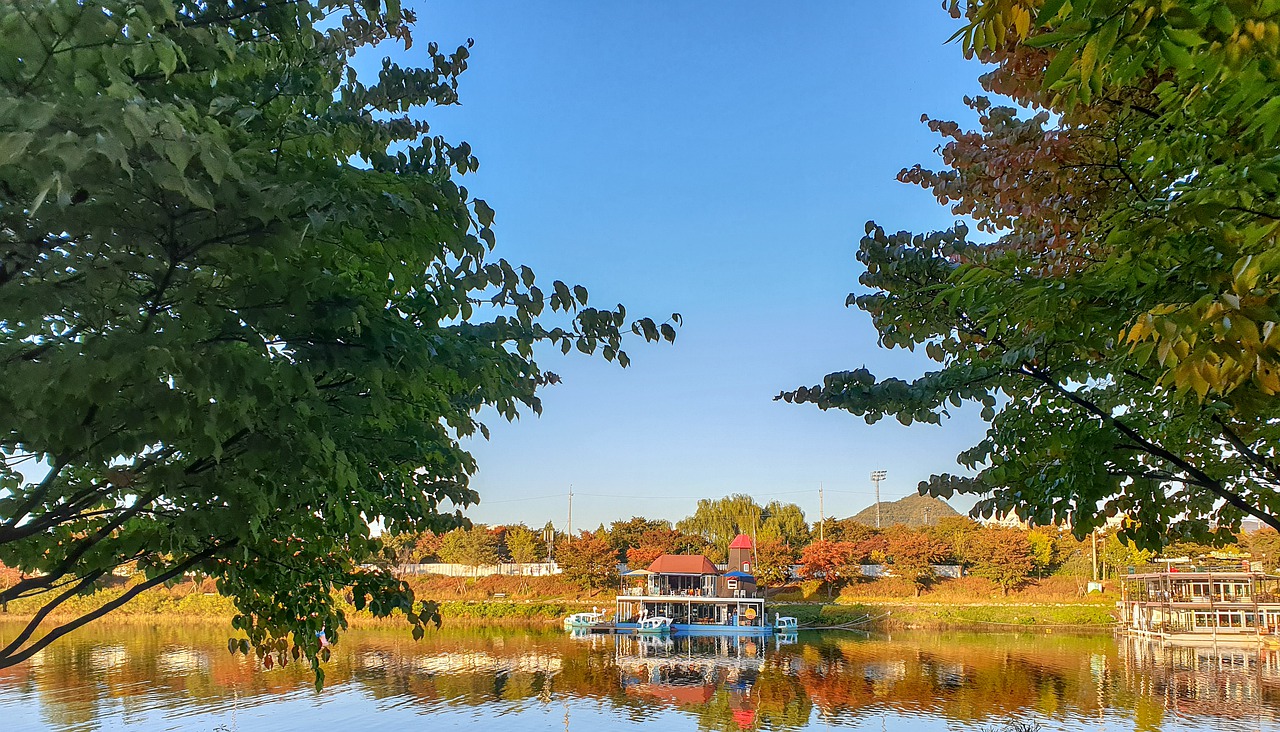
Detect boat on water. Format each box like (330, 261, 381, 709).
(563, 611, 607, 630)
(1119, 568, 1280, 646)
(637, 616, 673, 634)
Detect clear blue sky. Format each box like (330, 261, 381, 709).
(377, 1, 991, 530)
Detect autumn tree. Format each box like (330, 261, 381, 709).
(504, 525, 545, 564)
(963, 528, 1035, 596)
(625, 527, 684, 570)
(0, 0, 676, 676)
(412, 532, 444, 563)
(608, 517, 673, 561)
(886, 529, 948, 597)
(753, 539, 797, 586)
(798, 540, 855, 598)
(557, 532, 619, 592)
(781, 0, 1280, 550)
(1243, 529, 1280, 571)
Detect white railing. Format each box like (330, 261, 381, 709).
(397, 562, 561, 577)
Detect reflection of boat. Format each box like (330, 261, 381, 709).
(775, 632, 798, 648)
(563, 611, 607, 630)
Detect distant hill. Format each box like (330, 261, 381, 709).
(848, 494, 959, 528)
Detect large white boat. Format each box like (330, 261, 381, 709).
(1120, 569, 1280, 645)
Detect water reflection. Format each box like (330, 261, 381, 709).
(4, 622, 1280, 731)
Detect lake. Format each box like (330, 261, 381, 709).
(2, 621, 1279, 731)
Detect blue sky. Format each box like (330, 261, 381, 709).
(379, 1, 992, 530)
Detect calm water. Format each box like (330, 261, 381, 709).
(2, 622, 1279, 731)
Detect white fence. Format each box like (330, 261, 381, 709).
(398, 562, 561, 577)
(857, 564, 964, 578)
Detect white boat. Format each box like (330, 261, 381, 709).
(563, 611, 607, 630)
(637, 616, 673, 634)
(774, 615, 798, 631)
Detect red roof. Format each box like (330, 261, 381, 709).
(729, 534, 753, 550)
(647, 554, 719, 575)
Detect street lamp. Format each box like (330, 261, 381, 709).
(870, 470, 887, 529)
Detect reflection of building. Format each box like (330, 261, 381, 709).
(1119, 636, 1280, 723)
(616, 534, 772, 633)
(616, 634, 763, 727)
(1120, 571, 1280, 643)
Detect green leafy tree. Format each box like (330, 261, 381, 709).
(1026, 529, 1057, 576)
(759, 501, 811, 549)
(0, 0, 675, 677)
(557, 531, 618, 591)
(1102, 532, 1154, 579)
(964, 527, 1035, 596)
(676, 494, 763, 561)
(437, 527, 500, 568)
(886, 528, 948, 597)
(504, 525, 545, 564)
(780, 0, 1280, 551)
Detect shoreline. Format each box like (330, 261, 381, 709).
(1, 598, 1118, 633)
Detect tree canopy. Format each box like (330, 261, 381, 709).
(781, 0, 1280, 550)
(0, 0, 674, 678)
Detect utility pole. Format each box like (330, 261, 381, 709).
(870, 470, 887, 529)
(1091, 529, 1099, 582)
(566, 486, 573, 542)
(819, 483, 825, 541)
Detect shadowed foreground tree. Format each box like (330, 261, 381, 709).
(782, 0, 1280, 550)
(0, 0, 675, 680)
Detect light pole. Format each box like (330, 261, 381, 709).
(870, 470, 887, 529)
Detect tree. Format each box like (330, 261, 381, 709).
(753, 539, 797, 587)
(437, 527, 500, 568)
(504, 525, 545, 564)
(608, 517, 672, 561)
(780, 0, 1280, 551)
(0, 0, 676, 676)
(408, 532, 444, 564)
(1026, 529, 1057, 577)
(1243, 529, 1280, 572)
(798, 540, 855, 598)
(557, 531, 618, 591)
(625, 527, 683, 570)
(964, 527, 1035, 596)
(886, 529, 948, 597)
(759, 501, 811, 549)
(676, 494, 764, 560)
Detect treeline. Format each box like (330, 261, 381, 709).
(379, 493, 1280, 596)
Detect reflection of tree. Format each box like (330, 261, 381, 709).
(9, 622, 1280, 730)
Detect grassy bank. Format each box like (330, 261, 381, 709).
(770, 600, 1116, 630)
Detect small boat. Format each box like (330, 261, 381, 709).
(563, 611, 607, 630)
(774, 615, 798, 632)
(637, 616, 673, 634)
